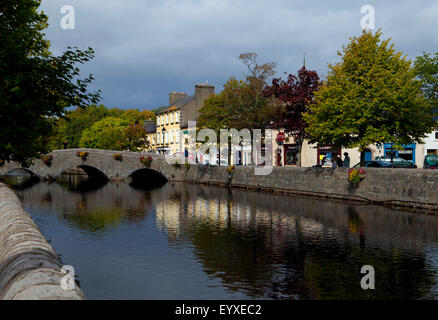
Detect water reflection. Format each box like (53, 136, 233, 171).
(1, 169, 40, 189)
(14, 180, 438, 299)
(57, 170, 108, 193)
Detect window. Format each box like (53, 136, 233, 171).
(176, 112, 180, 123)
(176, 130, 180, 143)
(165, 132, 168, 144)
(152, 135, 155, 145)
(435, 131, 438, 140)
(170, 113, 173, 123)
(170, 130, 173, 144)
(157, 133, 160, 144)
(161, 116, 164, 126)
(166, 114, 169, 125)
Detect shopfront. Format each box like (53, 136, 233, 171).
(283, 144, 298, 166)
(383, 143, 416, 162)
(317, 146, 342, 166)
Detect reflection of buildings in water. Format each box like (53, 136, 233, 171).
(155, 194, 338, 253)
(155, 200, 182, 239)
(15, 181, 438, 299)
(155, 183, 438, 258)
(425, 246, 438, 297)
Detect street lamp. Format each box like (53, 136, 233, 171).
(161, 127, 166, 155)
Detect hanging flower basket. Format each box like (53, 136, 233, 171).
(41, 154, 53, 166)
(113, 153, 123, 161)
(348, 168, 366, 186)
(140, 156, 152, 167)
(226, 165, 235, 174)
(76, 151, 89, 161)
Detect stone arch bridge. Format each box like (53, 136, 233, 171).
(0, 149, 177, 182)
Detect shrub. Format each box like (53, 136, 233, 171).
(140, 155, 152, 167)
(113, 153, 123, 161)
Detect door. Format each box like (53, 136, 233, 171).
(365, 149, 372, 161)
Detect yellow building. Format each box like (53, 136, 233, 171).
(147, 83, 215, 156)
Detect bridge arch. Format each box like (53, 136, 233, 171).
(0, 149, 172, 182)
(129, 168, 168, 189)
(77, 165, 109, 181)
(2, 168, 40, 179)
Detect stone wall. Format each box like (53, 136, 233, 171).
(0, 149, 173, 181)
(0, 183, 84, 300)
(170, 165, 438, 212)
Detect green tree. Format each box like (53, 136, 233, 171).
(304, 30, 435, 165)
(0, 0, 100, 164)
(51, 105, 110, 149)
(414, 52, 438, 109)
(198, 78, 247, 132)
(48, 106, 155, 149)
(79, 117, 129, 150)
(120, 124, 149, 151)
(198, 53, 277, 132)
(120, 109, 155, 124)
(198, 53, 277, 164)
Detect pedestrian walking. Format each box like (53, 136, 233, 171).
(343, 152, 350, 168)
(336, 155, 343, 167)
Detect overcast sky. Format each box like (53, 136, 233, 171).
(40, 0, 438, 110)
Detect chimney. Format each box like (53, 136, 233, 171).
(169, 92, 187, 105)
(192, 83, 215, 120)
(194, 83, 215, 106)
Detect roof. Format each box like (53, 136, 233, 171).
(157, 95, 195, 114)
(142, 120, 157, 133)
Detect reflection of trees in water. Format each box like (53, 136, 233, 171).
(16, 181, 155, 235)
(57, 172, 108, 193)
(1, 173, 40, 190)
(14, 181, 438, 299)
(158, 185, 437, 300)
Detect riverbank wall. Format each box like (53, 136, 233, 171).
(170, 166, 438, 212)
(0, 183, 84, 300)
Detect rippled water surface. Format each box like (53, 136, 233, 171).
(9, 176, 438, 300)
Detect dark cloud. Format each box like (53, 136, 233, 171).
(40, 0, 438, 109)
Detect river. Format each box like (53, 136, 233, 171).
(4, 173, 438, 299)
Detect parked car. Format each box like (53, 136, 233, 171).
(374, 156, 417, 168)
(353, 160, 395, 168)
(424, 155, 438, 169)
